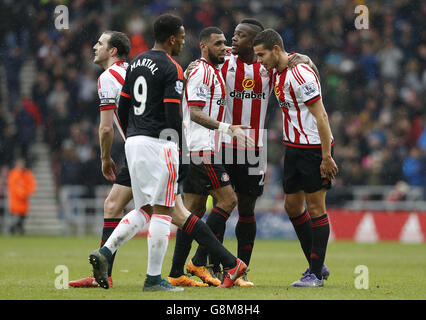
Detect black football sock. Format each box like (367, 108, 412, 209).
(169, 228, 193, 278)
(192, 207, 230, 267)
(235, 215, 257, 266)
(207, 256, 222, 273)
(289, 210, 313, 268)
(101, 218, 121, 277)
(183, 214, 235, 269)
(310, 214, 330, 279)
(208, 207, 231, 272)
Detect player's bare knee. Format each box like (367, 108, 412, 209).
(193, 206, 206, 218)
(186, 202, 206, 218)
(230, 193, 238, 209)
(218, 193, 237, 213)
(237, 199, 256, 216)
(171, 206, 187, 228)
(238, 205, 255, 217)
(284, 201, 304, 218)
(141, 205, 153, 217)
(104, 197, 124, 219)
(306, 202, 325, 218)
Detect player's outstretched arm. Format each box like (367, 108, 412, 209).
(190, 107, 254, 147)
(190, 106, 221, 131)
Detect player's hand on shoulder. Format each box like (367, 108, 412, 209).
(288, 53, 311, 69)
(230, 125, 255, 148)
(184, 60, 199, 79)
(101, 157, 117, 182)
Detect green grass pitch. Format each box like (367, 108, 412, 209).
(0, 236, 425, 300)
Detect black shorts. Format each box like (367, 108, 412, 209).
(115, 159, 132, 187)
(282, 146, 333, 194)
(223, 147, 265, 197)
(177, 163, 188, 194)
(183, 153, 231, 195)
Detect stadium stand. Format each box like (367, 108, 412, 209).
(0, 0, 425, 238)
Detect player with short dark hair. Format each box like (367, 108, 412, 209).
(254, 28, 338, 287)
(215, 18, 270, 287)
(89, 15, 247, 291)
(199, 26, 223, 42)
(153, 14, 185, 43)
(253, 27, 284, 51)
(239, 18, 265, 32)
(102, 30, 131, 59)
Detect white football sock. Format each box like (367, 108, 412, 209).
(104, 208, 150, 254)
(147, 214, 172, 276)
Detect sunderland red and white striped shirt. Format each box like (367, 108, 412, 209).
(97, 60, 128, 140)
(273, 63, 333, 148)
(182, 58, 226, 153)
(220, 54, 273, 149)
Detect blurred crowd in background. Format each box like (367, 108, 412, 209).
(0, 0, 425, 204)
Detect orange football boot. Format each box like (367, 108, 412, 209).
(234, 275, 254, 287)
(186, 260, 221, 286)
(167, 275, 209, 287)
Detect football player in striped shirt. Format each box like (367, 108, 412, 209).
(221, 20, 323, 287)
(69, 31, 134, 288)
(215, 18, 272, 287)
(253, 29, 338, 287)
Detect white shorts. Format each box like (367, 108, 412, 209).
(125, 135, 179, 208)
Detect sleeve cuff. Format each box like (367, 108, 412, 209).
(164, 98, 181, 104)
(120, 91, 131, 98)
(305, 95, 321, 106)
(188, 101, 206, 107)
(100, 105, 117, 111)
